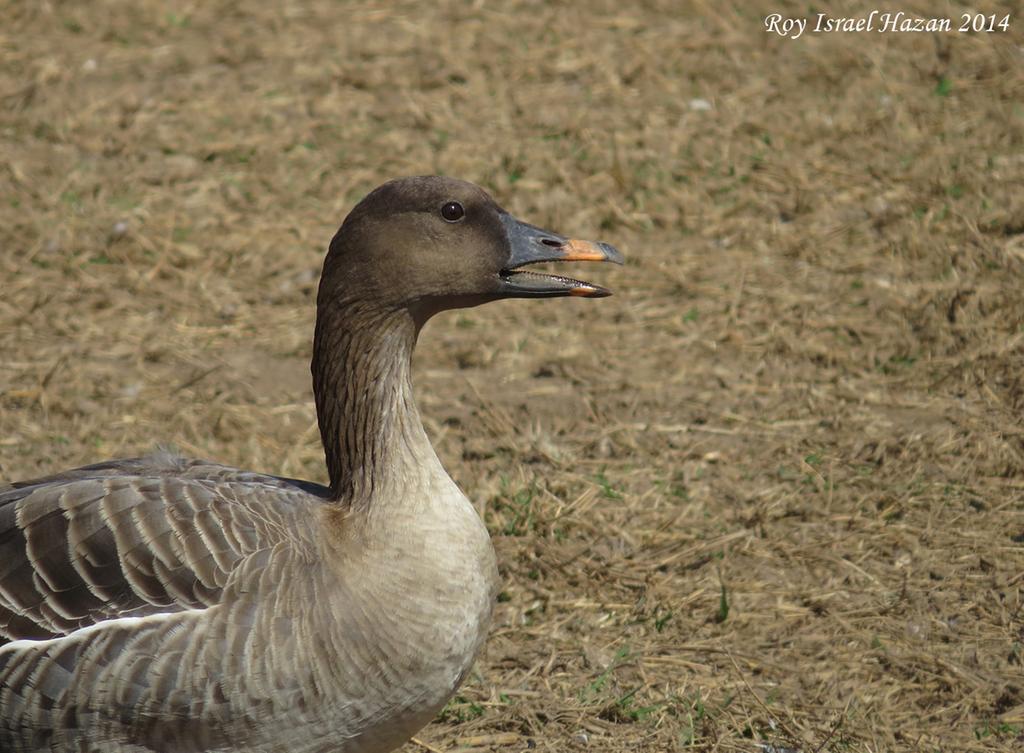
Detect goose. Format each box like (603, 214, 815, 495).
(0, 176, 622, 753)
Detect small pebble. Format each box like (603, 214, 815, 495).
(119, 383, 142, 399)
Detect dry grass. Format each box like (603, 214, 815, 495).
(3, 1, 1024, 751)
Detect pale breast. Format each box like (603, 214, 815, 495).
(242, 481, 499, 753)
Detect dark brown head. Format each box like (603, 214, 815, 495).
(317, 176, 622, 320)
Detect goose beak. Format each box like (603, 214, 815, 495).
(498, 213, 624, 298)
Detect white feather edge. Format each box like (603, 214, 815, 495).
(0, 608, 209, 654)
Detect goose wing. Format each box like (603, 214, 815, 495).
(0, 452, 327, 642)
(0, 454, 333, 750)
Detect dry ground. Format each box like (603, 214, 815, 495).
(2, 1, 1024, 751)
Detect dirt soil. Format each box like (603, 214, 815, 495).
(3, 1, 1024, 751)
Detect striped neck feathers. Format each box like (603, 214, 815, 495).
(312, 301, 436, 507)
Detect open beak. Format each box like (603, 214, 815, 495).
(498, 213, 624, 298)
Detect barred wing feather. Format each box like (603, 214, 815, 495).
(0, 454, 329, 751)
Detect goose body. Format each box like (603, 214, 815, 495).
(0, 176, 621, 752)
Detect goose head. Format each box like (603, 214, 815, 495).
(318, 176, 623, 320)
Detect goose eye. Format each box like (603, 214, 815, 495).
(440, 201, 465, 222)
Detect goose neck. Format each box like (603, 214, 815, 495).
(312, 302, 429, 505)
